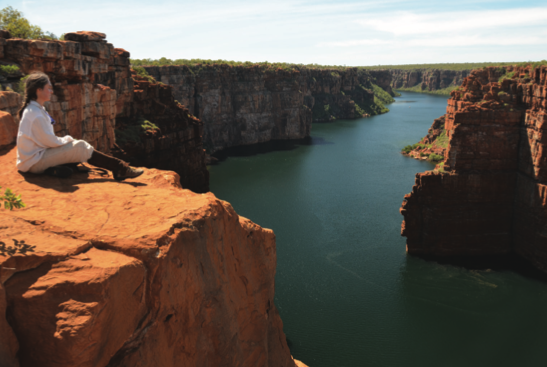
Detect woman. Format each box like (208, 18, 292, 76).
(16, 72, 143, 180)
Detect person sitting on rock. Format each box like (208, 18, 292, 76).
(16, 71, 143, 180)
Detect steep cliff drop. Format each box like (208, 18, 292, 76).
(145, 65, 393, 153)
(0, 146, 301, 367)
(0, 31, 208, 192)
(401, 65, 547, 271)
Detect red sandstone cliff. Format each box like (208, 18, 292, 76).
(0, 146, 298, 367)
(145, 65, 390, 153)
(0, 31, 208, 192)
(401, 65, 547, 271)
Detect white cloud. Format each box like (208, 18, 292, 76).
(358, 7, 547, 35)
(6, 0, 547, 65)
(317, 39, 393, 47)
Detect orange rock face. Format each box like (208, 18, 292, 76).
(0, 110, 17, 148)
(0, 147, 294, 367)
(401, 65, 547, 270)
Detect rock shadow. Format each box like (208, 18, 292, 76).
(211, 136, 333, 163)
(20, 170, 147, 193)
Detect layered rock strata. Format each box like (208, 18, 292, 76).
(145, 65, 391, 153)
(386, 69, 470, 93)
(0, 147, 297, 367)
(401, 65, 547, 271)
(0, 31, 208, 192)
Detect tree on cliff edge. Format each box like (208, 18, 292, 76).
(0, 6, 57, 39)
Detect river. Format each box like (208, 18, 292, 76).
(209, 91, 547, 367)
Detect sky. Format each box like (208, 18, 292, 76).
(5, 0, 547, 66)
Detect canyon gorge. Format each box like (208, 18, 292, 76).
(144, 65, 394, 153)
(401, 65, 547, 271)
(2, 25, 547, 367)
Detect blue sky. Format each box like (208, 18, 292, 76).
(6, 0, 547, 66)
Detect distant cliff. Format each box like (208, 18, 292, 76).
(390, 69, 469, 92)
(401, 65, 547, 271)
(0, 31, 208, 192)
(144, 65, 394, 153)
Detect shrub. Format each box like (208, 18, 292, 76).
(0, 6, 58, 39)
(115, 117, 160, 145)
(434, 130, 449, 149)
(429, 153, 444, 162)
(0, 64, 20, 77)
(1, 186, 25, 210)
(132, 66, 157, 83)
(402, 145, 414, 153)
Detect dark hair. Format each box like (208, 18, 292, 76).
(17, 72, 51, 119)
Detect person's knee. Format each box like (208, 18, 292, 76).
(73, 140, 94, 161)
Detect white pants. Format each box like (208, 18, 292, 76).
(28, 140, 94, 174)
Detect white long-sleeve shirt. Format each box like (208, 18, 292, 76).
(16, 100, 75, 172)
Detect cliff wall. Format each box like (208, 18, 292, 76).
(145, 65, 391, 153)
(0, 31, 208, 192)
(386, 69, 470, 93)
(401, 65, 547, 271)
(0, 147, 298, 367)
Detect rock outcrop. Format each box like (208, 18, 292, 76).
(402, 115, 448, 161)
(385, 69, 470, 93)
(145, 65, 392, 153)
(0, 146, 296, 367)
(0, 31, 208, 192)
(401, 65, 547, 271)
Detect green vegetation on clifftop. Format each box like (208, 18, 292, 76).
(0, 6, 58, 39)
(361, 62, 520, 71)
(396, 84, 458, 96)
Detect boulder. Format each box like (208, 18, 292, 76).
(0, 111, 17, 148)
(63, 31, 106, 42)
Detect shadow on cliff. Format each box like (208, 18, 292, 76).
(20, 171, 147, 193)
(211, 136, 333, 163)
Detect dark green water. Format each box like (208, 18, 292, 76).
(209, 92, 547, 367)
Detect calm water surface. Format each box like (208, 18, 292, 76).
(209, 92, 547, 367)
